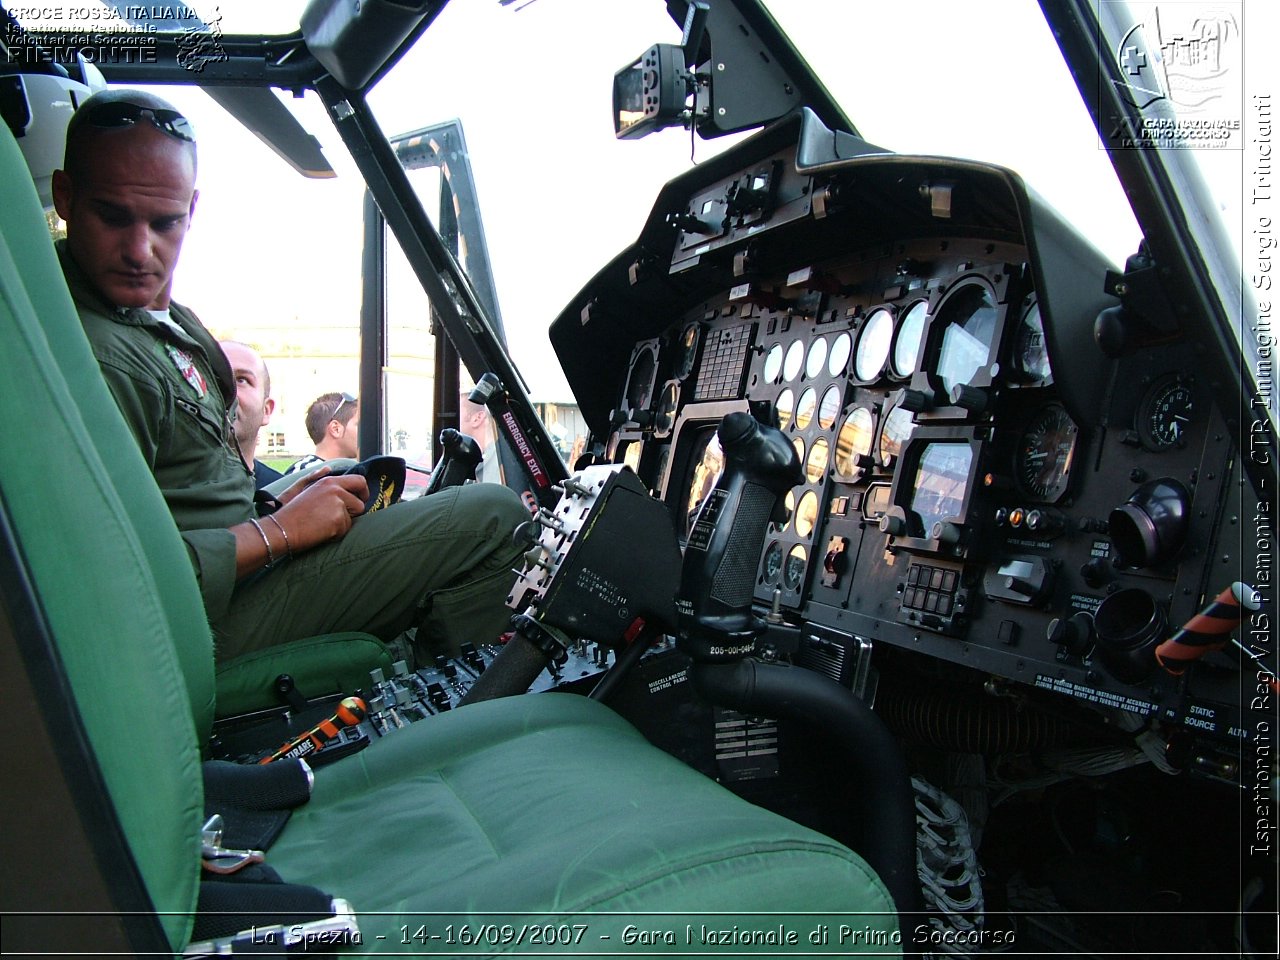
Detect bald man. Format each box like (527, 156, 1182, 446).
(219, 340, 283, 489)
(54, 89, 528, 664)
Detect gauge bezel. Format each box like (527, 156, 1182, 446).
(884, 427, 985, 555)
(623, 340, 660, 414)
(889, 298, 930, 381)
(1136, 374, 1196, 452)
(852, 306, 896, 385)
(1008, 296, 1054, 386)
(876, 392, 916, 470)
(910, 268, 1020, 413)
(835, 402, 878, 482)
(1012, 403, 1079, 504)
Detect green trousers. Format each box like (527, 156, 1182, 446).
(212, 482, 529, 663)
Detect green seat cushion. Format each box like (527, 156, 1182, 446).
(269, 694, 899, 953)
(215, 632, 392, 718)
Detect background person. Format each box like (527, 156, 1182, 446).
(219, 339, 282, 489)
(284, 391, 359, 475)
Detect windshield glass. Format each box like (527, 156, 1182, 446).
(16, 0, 1253, 446)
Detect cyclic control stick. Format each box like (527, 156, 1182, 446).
(674, 410, 922, 922)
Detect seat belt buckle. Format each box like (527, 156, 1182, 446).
(200, 813, 264, 875)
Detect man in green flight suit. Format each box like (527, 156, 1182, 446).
(52, 88, 529, 664)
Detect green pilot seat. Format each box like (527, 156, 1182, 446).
(0, 123, 899, 954)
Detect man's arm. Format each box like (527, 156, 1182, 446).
(232, 472, 369, 578)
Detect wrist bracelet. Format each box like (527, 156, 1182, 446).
(264, 513, 292, 560)
(248, 516, 275, 568)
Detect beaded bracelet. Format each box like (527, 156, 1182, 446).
(248, 516, 275, 568)
(263, 513, 292, 560)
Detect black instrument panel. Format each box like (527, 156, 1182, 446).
(550, 112, 1256, 766)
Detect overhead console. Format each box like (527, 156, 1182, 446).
(551, 109, 1261, 781)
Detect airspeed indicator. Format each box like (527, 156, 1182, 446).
(1015, 404, 1078, 503)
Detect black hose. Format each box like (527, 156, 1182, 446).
(691, 658, 922, 921)
(458, 632, 550, 706)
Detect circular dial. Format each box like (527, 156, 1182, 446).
(763, 541, 783, 585)
(794, 491, 819, 538)
(784, 544, 807, 591)
(818, 385, 842, 430)
(936, 282, 999, 391)
(783, 339, 805, 381)
(1138, 377, 1195, 450)
(805, 438, 830, 484)
(795, 387, 818, 431)
(892, 300, 929, 378)
(654, 381, 679, 436)
(762, 343, 784, 383)
(836, 406, 875, 478)
(878, 401, 915, 466)
(626, 345, 657, 411)
(854, 308, 894, 382)
(828, 331, 853, 377)
(675, 324, 701, 380)
(1015, 404, 1078, 503)
(776, 388, 795, 430)
(806, 337, 829, 379)
(1013, 302, 1052, 383)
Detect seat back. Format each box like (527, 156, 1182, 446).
(0, 122, 206, 950)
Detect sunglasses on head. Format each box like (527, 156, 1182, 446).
(331, 393, 357, 422)
(83, 101, 196, 143)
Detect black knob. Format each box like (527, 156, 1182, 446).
(949, 384, 989, 413)
(1048, 612, 1094, 657)
(898, 389, 934, 413)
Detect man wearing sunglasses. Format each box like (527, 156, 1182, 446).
(284, 392, 361, 476)
(51, 89, 529, 664)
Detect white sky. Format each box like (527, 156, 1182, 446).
(20, 0, 1257, 402)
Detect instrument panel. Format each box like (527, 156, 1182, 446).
(550, 111, 1259, 776)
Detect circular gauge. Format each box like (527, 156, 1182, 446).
(762, 343, 784, 383)
(828, 331, 853, 377)
(763, 541, 783, 585)
(1015, 404, 1078, 503)
(792, 436, 806, 466)
(878, 401, 915, 467)
(836, 406, 876, 478)
(685, 431, 724, 535)
(818, 385, 842, 430)
(775, 490, 796, 532)
(675, 323, 701, 380)
(783, 340, 806, 381)
(625, 344, 658, 411)
(936, 282, 999, 392)
(795, 491, 819, 538)
(1013, 302, 1052, 383)
(622, 440, 643, 474)
(795, 387, 818, 431)
(892, 300, 929, 378)
(854, 308, 894, 382)
(806, 337, 829, 379)
(654, 381, 679, 437)
(1138, 377, 1195, 450)
(806, 438, 830, 484)
(776, 388, 796, 430)
(784, 544, 807, 591)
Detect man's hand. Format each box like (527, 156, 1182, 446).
(276, 465, 333, 505)
(234, 473, 368, 579)
(274, 473, 369, 551)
